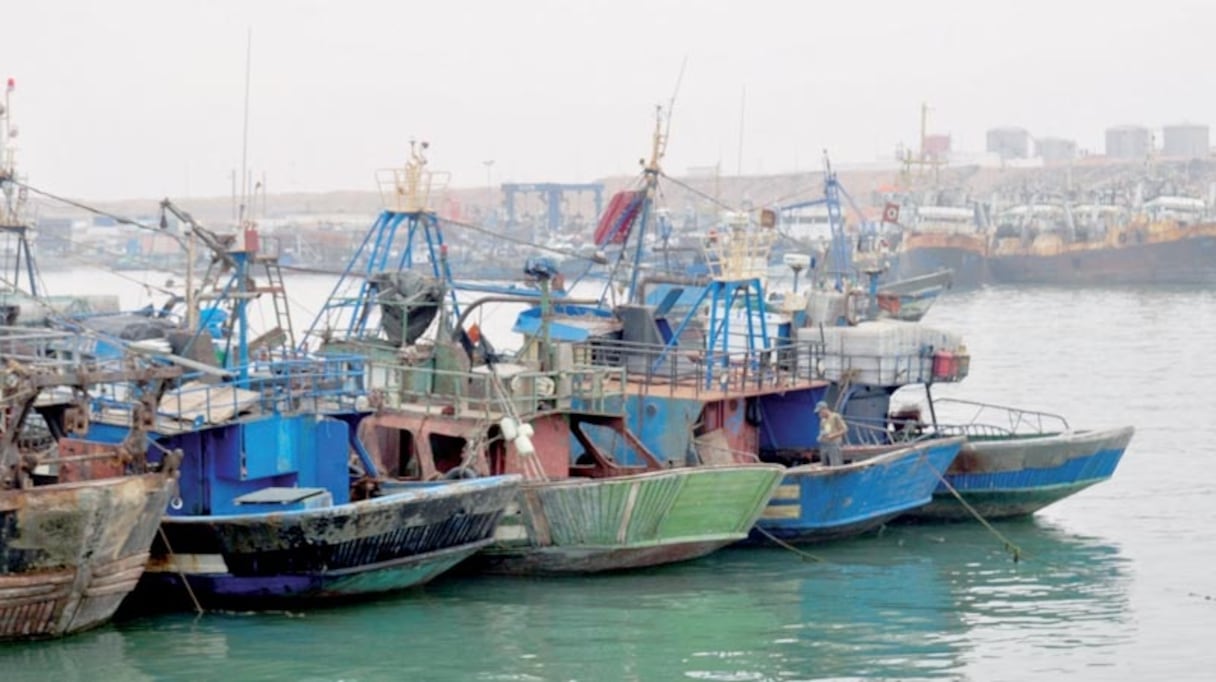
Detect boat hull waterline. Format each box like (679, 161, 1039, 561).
(906, 426, 1134, 521)
(474, 464, 784, 575)
(753, 438, 965, 544)
(134, 475, 521, 610)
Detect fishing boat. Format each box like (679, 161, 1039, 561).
(893, 202, 989, 290)
(0, 328, 181, 640)
(72, 204, 520, 611)
(510, 123, 964, 545)
(784, 298, 1135, 522)
(751, 437, 965, 543)
(890, 398, 1135, 521)
(304, 143, 784, 574)
(358, 339, 782, 574)
(986, 195, 1216, 285)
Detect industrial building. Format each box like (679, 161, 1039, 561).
(1105, 125, 1151, 160)
(986, 127, 1031, 160)
(1161, 123, 1210, 159)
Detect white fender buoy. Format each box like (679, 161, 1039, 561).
(499, 416, 519, 441)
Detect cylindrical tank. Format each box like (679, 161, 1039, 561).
(1105, 125, 1151, 159)
(1162, 123, 1209, 159)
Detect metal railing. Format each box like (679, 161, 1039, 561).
(368, 359, 627, 421)
(929, 397, 1069, 437)
(148, 351, 368, 427)
(846, 397, 1070, 446)
(570, 337, 826, 396)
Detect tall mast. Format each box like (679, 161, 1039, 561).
(625, 106, 666, 304)
(238, 28, 252, 226)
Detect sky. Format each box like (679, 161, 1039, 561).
(2, 0, 1214, 200)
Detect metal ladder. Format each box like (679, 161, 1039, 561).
(259, 257, 296, 351)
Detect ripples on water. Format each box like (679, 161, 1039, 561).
(2, 272, 1213, 680)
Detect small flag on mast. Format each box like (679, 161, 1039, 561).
(5, 78, 14, 92)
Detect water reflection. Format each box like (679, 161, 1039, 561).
(0, 519, 1130, 681)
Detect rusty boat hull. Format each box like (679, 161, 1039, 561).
(904, 426, 1134, 521)
(987, 225, 1216, 285)
(0, 472, 175, 640)
(897, 232, 989, 290)
(470, 465, 784, 575)
(132, 475, 520, 611)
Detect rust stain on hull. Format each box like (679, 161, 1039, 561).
(0, 473, 174, 640)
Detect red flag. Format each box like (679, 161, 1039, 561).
(5, 78, 14, 92)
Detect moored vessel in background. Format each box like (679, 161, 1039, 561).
(895, 203, 989, 290)
(987, 195, 1216, 285)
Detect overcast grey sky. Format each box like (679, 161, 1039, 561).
(3, 0, 1213, 200)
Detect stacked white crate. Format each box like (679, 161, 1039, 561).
(797, 320, 962, 386)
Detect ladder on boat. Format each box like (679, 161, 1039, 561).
(257, 257, 296, 352)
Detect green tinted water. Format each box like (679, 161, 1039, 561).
(0, 521, 1130, 681)
(3, 274, 1212, 680)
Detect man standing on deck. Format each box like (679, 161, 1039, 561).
(816, 401, 848, 466)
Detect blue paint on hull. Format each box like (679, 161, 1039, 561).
(752, 438, 963, 544)
(911, 443, 1129, 521)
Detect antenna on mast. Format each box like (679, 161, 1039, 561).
(662, 57, 686, 158)
(238, 28, 252, 226)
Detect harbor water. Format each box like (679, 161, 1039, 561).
(3, 270, 1214, 681)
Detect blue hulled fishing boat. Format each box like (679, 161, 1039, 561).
(80, 205, 519, 611)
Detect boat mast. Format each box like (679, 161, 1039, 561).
(625, 106, 666, 304)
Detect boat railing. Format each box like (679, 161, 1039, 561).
(929, 397, 1069, 435)
(368, 360, 627, 420)
(845, 397, 1069, 446)
(569, 337, 826, 396)
(141, 351, 368, 428)
(0, 326, 170, 378)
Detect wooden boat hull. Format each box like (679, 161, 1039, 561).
(905, 426, 1134, 521)
(132, 475, 520, 610)
(751, 437, 964, 544)
(473, 464, 783, 575)
(0, 473, 175, 640)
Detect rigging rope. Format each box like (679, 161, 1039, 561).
(437, 215, 600, 263)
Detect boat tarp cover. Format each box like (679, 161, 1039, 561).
(371, 271, 444, 346)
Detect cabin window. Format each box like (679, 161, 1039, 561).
(428, 433, 468, 475)
(372, 427, 419, 478)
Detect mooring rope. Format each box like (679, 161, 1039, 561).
(751, 524, 825, 563)
(921, 453, 1024, 563)
(156, 525, 205, 616)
